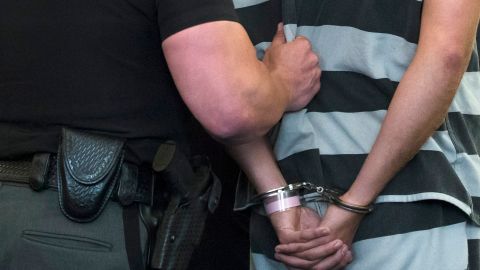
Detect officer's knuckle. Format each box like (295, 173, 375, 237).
(296, 36, 311, 47)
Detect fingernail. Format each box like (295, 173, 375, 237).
(277, 22, 283, 31)
(341, 246, 348, 255)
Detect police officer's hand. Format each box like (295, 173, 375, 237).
(263, 23, 321, 112)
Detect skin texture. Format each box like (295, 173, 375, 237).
(162, 22, 320, 144)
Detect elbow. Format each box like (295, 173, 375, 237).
(198, 67, 281, 143)
(204, 75, 275, 143)
(437, 46, 471, 74)
(205, 106, 264, 144)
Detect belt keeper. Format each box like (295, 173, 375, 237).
(29, 153, 51, 191)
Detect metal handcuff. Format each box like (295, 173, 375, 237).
(252, 182, 374, 214)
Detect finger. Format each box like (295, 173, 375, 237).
(276, 227, 329, 251)
(275, 252, 318, 269)
(333, 249, 353, 270)
(312, 246, 349, 270)
(308, 49, 320, 67)
(311, 67, 322, 89)
(288, 240, 345, 261)
(300, 227, 331, 241)
(276, 245, 351, 270)
(278, 227, 329, 245)
(271, 22, 286, 46)
(293, 35, 312, 50)
(275, 236, 338, 254)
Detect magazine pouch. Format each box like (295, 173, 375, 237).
(57, 128, 125, 222)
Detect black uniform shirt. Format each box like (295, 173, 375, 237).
(0, 0, 238, 163)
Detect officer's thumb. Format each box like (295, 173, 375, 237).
(271, 22, 286, 46)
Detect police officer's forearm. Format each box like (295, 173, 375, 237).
(341, 0, 480, 206)
(162, 21, 320, 144)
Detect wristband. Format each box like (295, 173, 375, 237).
(261, 185, 301, 215)
(264, 195, 301, 215)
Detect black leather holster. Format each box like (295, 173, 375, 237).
(142, 142, 222, 270)
(57, 128, 126, 222)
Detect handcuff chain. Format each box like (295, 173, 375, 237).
(301, 182, 374, 214)
(252, 181, 374, 214)
(298, 182, 338, 201)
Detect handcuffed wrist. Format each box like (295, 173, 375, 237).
(264, 194, 301, 215)
(252, 182, 374, 215)
(330, 196, 374, 214)
(256, 184, 302, 215)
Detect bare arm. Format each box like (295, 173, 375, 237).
(220, 25, 353, 269)
(342, 0, 480, 206)
(162, 19, 341, 267)
(162, 21, 320, 144)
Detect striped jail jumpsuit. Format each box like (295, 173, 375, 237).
(232, 0, 480, 269)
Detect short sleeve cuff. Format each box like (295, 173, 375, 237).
(159, 3, 239, 42)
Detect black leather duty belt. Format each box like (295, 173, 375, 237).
(0, 153, 153, 207)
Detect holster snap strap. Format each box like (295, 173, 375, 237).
(57, 128, 125, 223)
